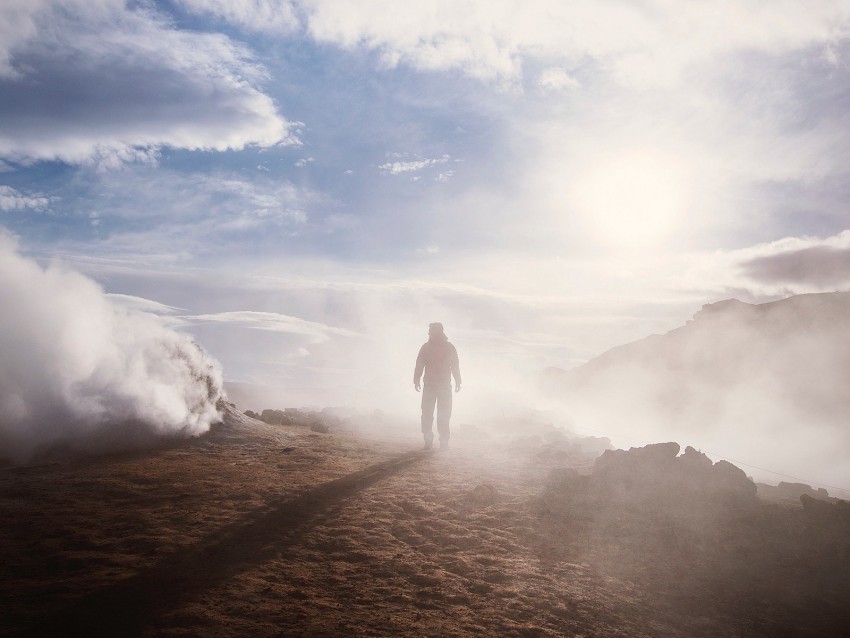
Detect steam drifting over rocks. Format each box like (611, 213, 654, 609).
(541, 442, 759, 521)
(534, 442, 850, 635)
(542, 292, 850, 486)
(0, 234, 223, 464)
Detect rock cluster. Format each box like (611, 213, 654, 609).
(757, 481, 838, 507)
(543, 442, 757, 517)
(538, 441, 850, 590)
(594, 442, 756, 509)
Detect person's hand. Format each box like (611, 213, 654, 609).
(414, 383, 421, 392)
(455, 383, 461, 393)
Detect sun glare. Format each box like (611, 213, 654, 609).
(572, 152, 689, 250)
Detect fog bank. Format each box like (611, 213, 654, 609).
(0, 233, 223, 463)
(544, 294, 850, 491)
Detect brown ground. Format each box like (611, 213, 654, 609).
(1, 409, 848, 637)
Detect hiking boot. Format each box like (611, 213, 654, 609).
(424, 434, 434, 451)
(439, 438, 449, 451)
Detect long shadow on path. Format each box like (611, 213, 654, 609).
(24, 449, 433, 637)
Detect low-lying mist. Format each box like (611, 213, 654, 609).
(545, 295, 850, 491)
(0, 233, 223, 464)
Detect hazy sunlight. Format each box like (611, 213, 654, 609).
(573, 151, 689, 250)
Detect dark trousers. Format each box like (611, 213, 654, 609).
(421, 383, 452, 441)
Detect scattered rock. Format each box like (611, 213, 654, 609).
(536, 441, 850, 602)
(260, 409, 292, 425)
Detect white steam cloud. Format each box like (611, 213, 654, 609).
(548, 294, 850, 491)
(0, 232, 223, 464)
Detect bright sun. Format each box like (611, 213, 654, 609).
(572, 151, 689, 250)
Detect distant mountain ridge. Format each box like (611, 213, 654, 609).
(541, 292, 850, 486)
(545, 292, 850, 399)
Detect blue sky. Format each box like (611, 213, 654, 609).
(2, 0, 850, 416)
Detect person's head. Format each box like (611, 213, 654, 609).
(428, 322, 445, 338)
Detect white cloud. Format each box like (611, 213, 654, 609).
(105, 293, 184, 316)
(301, 1, 850, 87)
(0, 0, 45, 78)
(50, 167, 314, 260)
(736, 231, 850, 290)
(379, 155, 449, 175)
(0, 0, 296, 166)
(185, 310, 360, 342)
(305, 0, 520, 82)
(476, 44, 850, 257)
(619, 231, 850, 309)
(0, 232, 222, 462)
(538, 67, 579, 91)
(0, 185, 49, 211)
(164, 1, 850, 90)
(176, 0, 299, 34)
(229, 3, 849, 261)
(379, 160, 431, 174)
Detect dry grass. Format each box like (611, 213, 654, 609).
(1, 410, 848, 637)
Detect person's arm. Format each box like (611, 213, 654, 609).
(451, 345, 461, 392)
(413, 345, 426, 391)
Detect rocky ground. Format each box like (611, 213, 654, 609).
(1, 407, 849, 637)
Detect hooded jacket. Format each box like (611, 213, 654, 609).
(414, 333, 461, 387)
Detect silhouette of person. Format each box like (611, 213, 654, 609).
(414, 322, 461, 451)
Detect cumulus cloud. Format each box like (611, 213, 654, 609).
(0, 185, 49, 212)
(0, 231, 223, 463)
(301, 1, 850, 87)
(0, 0, 296, 166)
(161, 1, 850, 89)
(0, 0, 44, 78)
